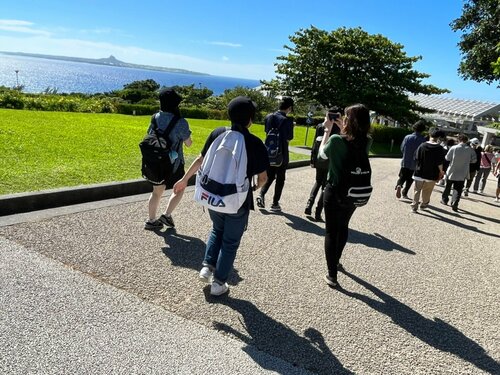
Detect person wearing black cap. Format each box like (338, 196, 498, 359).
(256, 97, 294, 212)
(173, 96, 269, 296)
(144, 88, 192, 230)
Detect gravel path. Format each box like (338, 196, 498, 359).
(1, 158, 499, 374)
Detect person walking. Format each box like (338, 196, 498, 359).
(319, 104, 372, 288)
(410, 128, 446, 212)
(473, 145, 496, 194)
(256, 97, 294, 212)
(395, 120, 426, 199)
(144, 88, 192, 230)
(173, 96, 269, 296)
(441, 134, 477, 212)
(304, 108, 342, 221)
(463, 138, 482, 196)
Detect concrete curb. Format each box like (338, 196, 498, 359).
(0, 160, 310, 216)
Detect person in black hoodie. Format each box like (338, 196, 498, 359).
(410, 128, 446, 212)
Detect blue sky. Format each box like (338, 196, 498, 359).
(0, 0, 498, 102)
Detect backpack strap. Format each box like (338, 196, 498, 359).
(151, 113, 179, 150)
(484, 153, 491, 164)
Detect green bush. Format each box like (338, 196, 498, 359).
(371, 123, 411, 144)
(115, 103, 157, 116)
(0, 91, 25, 109)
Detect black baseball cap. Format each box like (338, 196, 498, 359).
(228, 96, 257, 125)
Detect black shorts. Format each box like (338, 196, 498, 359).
(151, 164, 185, 189)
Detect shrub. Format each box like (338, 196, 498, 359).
(0, 91, 25, 109)
(371, 123, 411, 144)
(115, 103, 157, 116)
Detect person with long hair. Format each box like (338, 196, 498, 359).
(318, 104, 372, 288)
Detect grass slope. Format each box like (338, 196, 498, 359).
(0, 109, 310, 195)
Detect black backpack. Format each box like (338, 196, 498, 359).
(336, 136, 372, 207)
(139, 114, 179, 184)
(264, 113, 284, 167)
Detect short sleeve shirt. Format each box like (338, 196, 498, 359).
(147, 111, 191, 172)
(201, 125, 269, 210)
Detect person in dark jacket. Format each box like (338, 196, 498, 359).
(256, 97, 294, 212)
(304, 107, 342, 221)
(395, 120, 427, 199)
(410, 128, 446, 212)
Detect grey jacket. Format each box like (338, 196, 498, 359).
(445, 143, 477, 181)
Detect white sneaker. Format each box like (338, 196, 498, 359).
(199, 266, 213, 283)
(478, 190, 483, 194)
(210, 282, 229, 296)
(495, 198, 500, 203)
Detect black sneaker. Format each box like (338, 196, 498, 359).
(270, 203, 281, 212)
(159, 214, 175, 228)
(314, 213, 324, 222)
(304, 207, 312, 215)
(324, 274, 338, 288)
(144, 219, 163, 230)
(256, 196, 265, 208)
(452, 205, 459, 212)
(440, 199, 448, 206)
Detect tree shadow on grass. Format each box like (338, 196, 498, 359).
(337, 269, 500, 374)
(158, 228, 243, 285)
(205, 292, 353, 375)
(349, 230, 416, 255)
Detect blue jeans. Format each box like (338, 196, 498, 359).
(203, 206, 249, 283)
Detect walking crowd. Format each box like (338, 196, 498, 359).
(395, 121, 500, 212)
(140, 88, 499, 297)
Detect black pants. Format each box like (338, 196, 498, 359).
(260, 165, 287, 205)
(396, 167, 414, 196)
(442, 179, 464, 208)
(323, 184, 356, 277)
(307, 168, 328, 212)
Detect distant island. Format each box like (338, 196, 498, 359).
(0, 51, 209, 76)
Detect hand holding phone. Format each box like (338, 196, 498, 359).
(328, 112, 340, 121)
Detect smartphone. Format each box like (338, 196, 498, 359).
(328, 113, 340, 121)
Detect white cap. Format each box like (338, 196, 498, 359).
(470, 138, 480, 145)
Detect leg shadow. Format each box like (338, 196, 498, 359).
(349, 230, 415, 255)
(338, 270, 500, 373)
(418, 210, 500, 239)
(158, 229, 243, 285)
(206, 293, 353, 375)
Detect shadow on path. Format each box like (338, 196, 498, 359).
(205, 293, 353, 375)
(259, 210, 324, 236)
(158, 229, 243, 285)
(349, 230, 415, 255)
(419, 210, 500, 239)
(429, 205, 484, 224)
(338, 270, 500, 374)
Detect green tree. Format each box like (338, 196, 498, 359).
(218, 86, 277, 114)
(171, 84, 213, 106)
(265, 26, 448, 124)
(123, 79, 160, 92)
(450, 0, 500, 84)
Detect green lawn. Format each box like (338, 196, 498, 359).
(0, 109, 398, 195)
(0, 109, 311, 195)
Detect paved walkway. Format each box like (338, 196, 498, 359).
(1, 158, 499, 374)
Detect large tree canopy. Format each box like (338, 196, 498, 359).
(266, 26, 448, 124)
(450, 0, 500, 84)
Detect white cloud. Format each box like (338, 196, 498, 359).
(222, 56, 229, 61)
(0, 19, 51, 37)
(207, 41, 242, 48)
(0, 34, 275, 79)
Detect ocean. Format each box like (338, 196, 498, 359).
(0, 54, 261, 96)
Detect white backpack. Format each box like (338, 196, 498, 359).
(194, 130, 249, 213)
